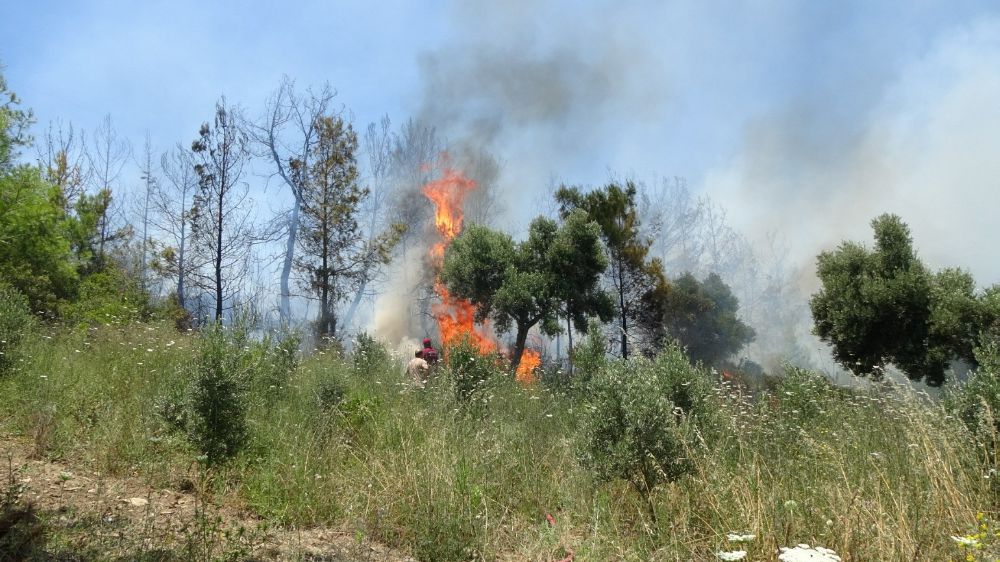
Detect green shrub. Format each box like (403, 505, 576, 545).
(444, 337, 506, 405)
(187, 324, 250, 464)
(0, 282, 33, 375)
(946, 339, 1000, 448)
(59, 265, 151, 325)
(352, 332, 391, 375)
(578, 345, 711, 520)
(247, 330, 300, 400)
(773, 364, 840, 422)
(569, 319, 609, 389)
(152, 292, 194, 331)
(315, 376, 347, 411)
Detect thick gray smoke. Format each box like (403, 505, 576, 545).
(373, 0, 670, 347)
(376, 1, 1000, 378)
(410, 1, 669, 230)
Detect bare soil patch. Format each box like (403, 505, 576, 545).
(1, 433, 414, 561)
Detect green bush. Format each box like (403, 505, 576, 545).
(578, 345, 711, 519)
(152, 292, 194, 331)
(444, 337, 506, 405)
(315, 376, 347, 411)
(0, 282, 33, 375)
(352, 332, 391, 375)
(59, 265, 151, 325)
(773, 365, 841, 422)
(568, 319, 608, 390)
(946, 339, 1000, 448)
(187, 324, 250, 464)
(246, 330, 300, 400)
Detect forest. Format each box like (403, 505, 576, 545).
(1, 28, 1000, 562)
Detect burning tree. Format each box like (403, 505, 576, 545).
(440, 212, 607, 374)
(421, 159, 550, 381)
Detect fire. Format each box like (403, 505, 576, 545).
(421, 162, 477, 254)
(432, 283, 497, 353)
(422, 153, 539, 384)
(516, 349, 541, 384)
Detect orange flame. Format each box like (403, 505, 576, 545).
(432, 283, 497, 353)
(516, 349, 541, 384)
(422, 154, 540, 384)
(421, 163, 477, 254)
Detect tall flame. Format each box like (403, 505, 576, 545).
(516, 349, 541, 384)
(422, 154, 539, 384)
(422, 165, 477, 245)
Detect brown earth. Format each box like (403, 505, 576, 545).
(0, 433, 415, 562)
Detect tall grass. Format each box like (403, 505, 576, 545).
(0, 320, 995, 560)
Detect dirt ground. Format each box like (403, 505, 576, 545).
(0, 432, 415, 562)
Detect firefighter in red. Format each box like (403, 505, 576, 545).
(421, 338, 440, 365)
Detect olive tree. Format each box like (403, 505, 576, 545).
(441, 209, 607, 373)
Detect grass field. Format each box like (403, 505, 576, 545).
(1, 320, 997, 561)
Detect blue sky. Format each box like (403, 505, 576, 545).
(4, 0, 1000, 283)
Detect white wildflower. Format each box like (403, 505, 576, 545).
(716, 551, 747, 561)
(727, 533, 756, 543)
(778, 544, 842, 562)
(950, 535, 979, 547)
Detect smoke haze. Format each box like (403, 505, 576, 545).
(400, 1, 1000, 371)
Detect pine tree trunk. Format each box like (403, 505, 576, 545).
(279, 200, 299, 325)
(177, 226, 186, 308)
(215, 192, 224, 322)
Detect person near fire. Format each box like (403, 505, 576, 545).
(421, 337, 440, 365)
(406, 349, 429, 387)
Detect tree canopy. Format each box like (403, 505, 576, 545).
(555, 181, 663, 358)
(293, 115, 402, 339)
(0, 166, 78, 310)
(641, 272, 755, 366)
(441, 210, 607, 372)
(811, 213, 992, 385)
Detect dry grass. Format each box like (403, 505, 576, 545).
(0, 321, 995, 560)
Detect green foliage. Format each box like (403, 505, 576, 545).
(441, 213, 607, 372)
(0, 69, 34, 171)
(0, 166, 78, 311)
(187, 324, 250, 464)
(152, 292, 195, 331)
(811, 214, 988, 385)
(441, 224, 515, 321)
(352, 332, 391, 375)
(315, 376, 347, 411)
(268, 331, 300, 387)
(645, 272, 755, 366)
(556, 181, 661, 358)
(570, 318, 609, 387)
(0, 282, 33, 375)
(578, 345, 711, 516)
(444, 336, 506, 404)
(945, 339, 1000, 448)
(58, 265, 152, 325)
(0, 320, 994, 560)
